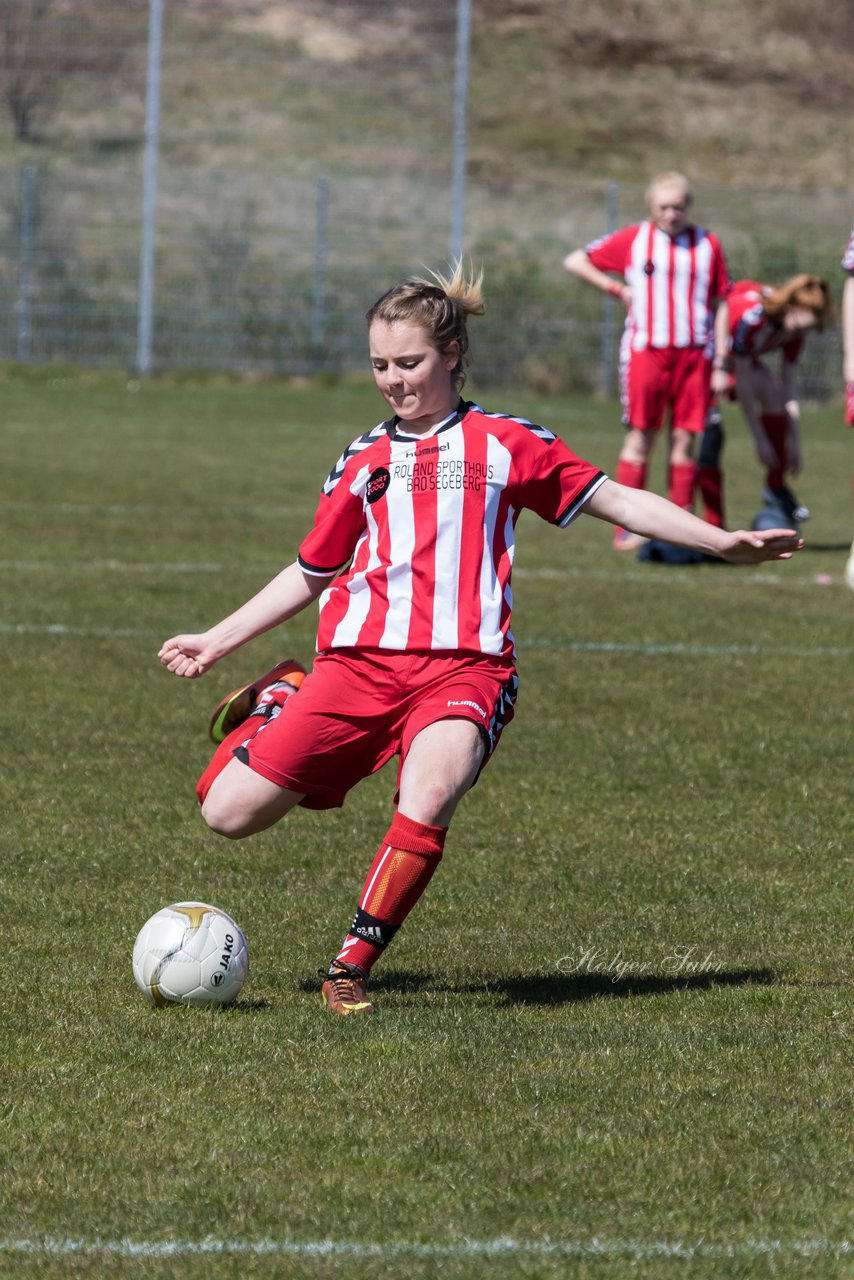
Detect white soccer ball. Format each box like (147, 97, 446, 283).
(132, 901, 249, 1007)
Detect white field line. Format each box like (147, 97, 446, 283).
(0, 502, 289, 519)
(523, 637, 854, 658)
(0, 1235, 851, 1262)
(0, 622, 850, 659)
(0, 559, 260, 574)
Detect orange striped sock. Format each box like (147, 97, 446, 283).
(334, 813, 447, 975)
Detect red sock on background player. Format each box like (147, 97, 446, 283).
(613, 459, 647, 544)
(761, 413, 789, 490)
(668, 461, 698, 511)
(696, 465, 725, 526)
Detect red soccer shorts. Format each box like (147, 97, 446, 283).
(231, 648, 519, 810)
(621, 344, 711, 433)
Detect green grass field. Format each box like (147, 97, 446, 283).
(2, 370, 852, 1279)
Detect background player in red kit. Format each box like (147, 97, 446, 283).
(841, 226, 854, 587)
(159, 265, 802, 1016)
(718, 274, 833, 526)
(564, 172, 731, 549)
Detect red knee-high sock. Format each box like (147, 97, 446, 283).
(614, 459, 647, 537)
(668, 461, 698, 511)
(196, 722, 252, 805)
(762, 413, 788, 490)
(696, 465, 725, 527)
(334, 812, 447, 975)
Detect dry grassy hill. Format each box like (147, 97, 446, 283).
(5, 0, 848, 190)
(467, 0, 852, 188)
(171, 0, 854, 191)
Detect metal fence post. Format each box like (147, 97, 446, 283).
(450, 0, 471, 265)
(17, 163, 37, 363)
(311, 175, 329, 367)
(602, 180, 619, 396)
(137, 0, 164, 377)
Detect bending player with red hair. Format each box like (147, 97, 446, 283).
(718, 274, 834, 527)
(159, 265, 802, 1016)
(841, 225, 854, 587)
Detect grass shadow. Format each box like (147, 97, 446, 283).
(352, 966, 779, 1005)
(489, 967, 778, 1005)
(227, 996, 273, 1012)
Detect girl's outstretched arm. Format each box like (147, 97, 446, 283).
(584, 479, 804, 564)
(158, 561, 330, 678)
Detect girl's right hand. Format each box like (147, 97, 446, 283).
(158, 634, 218, 678)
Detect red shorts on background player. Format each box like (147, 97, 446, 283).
(842, 225, 854, 429)
(841, 224, 854, 588)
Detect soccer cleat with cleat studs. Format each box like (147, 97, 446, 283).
(208, 659, 306, 744)
(320, 960, 375, 1016)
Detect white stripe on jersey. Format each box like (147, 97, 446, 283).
(379, 441, 417, 649)
(431, 428, 467, 649)
(477, 434, 513, 652)
(670, 237, 693, 345)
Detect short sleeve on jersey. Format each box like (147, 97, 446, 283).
(584, 224, 639, 274)
(298, 474, 367, 576)
(515, 432, 606, 526)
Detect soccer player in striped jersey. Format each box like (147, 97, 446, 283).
(564, 172, 731, 548)
(717, 274, 833, 526)
(159, 265, 802, 1015)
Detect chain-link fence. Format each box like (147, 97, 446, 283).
(0, 0, 849, 396)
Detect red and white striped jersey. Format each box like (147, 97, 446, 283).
(842, 225, 854, 273)
(298, 401, 606, 658)
(586, 221, 730, 352)
(728, 279, 803, 364)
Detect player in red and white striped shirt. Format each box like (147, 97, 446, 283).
(159, 266, 802, 1015)
(564, 172, 731, 547)
(718, 274, 833, 525)
(840, 225, 854, 587)
(842, 225, 854, 427)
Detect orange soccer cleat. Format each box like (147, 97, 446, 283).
(319, 961, 375, 1016)
(208, 659, 306, 744)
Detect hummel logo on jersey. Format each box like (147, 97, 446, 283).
(405, 441, 450, 458)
